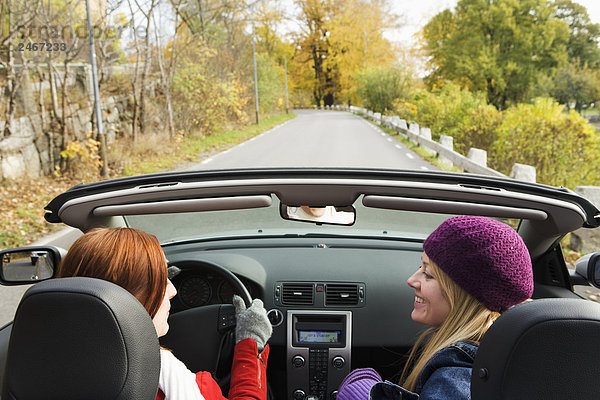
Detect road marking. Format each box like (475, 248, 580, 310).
(201, 158, 212, 164)
(406, 153, 414, 159)
(395, 144, 402, 149)
(380, 132, 385, 136)
(421, 166, 429, 170)
(387, 138, 392, 142)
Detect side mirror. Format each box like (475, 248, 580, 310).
(280, 204, 356, 226)
(575, 252, 600, 288)
(0, 246, 65, 285)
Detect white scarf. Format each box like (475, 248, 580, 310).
(159, 349, 207, 400)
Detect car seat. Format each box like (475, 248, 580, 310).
(471, 298, 600, 399)
(1, 277, 160, 400)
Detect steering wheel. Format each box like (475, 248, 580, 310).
(159, 260, 252, 386)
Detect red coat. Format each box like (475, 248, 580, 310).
(156, 338, 270, 400)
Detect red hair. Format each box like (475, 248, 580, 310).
(58, 227, 168, 318)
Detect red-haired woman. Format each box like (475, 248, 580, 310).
(58, 227, 272, 400)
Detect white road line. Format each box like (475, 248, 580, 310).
(380, 132, 386, 136)
(201, 158, 213, 164)
(387, 138, 392, 142)
(395, 144, 402, 149)
(406, 153, 415, 159)
(420, 166, 429, 170)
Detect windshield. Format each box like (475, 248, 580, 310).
(124, 195, 455, 244)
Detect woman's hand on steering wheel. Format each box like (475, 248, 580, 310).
(232, 295, 272, 352)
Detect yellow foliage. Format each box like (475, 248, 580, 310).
(394, 99, 418, 121)
(291, 0, 398, 104)
(60, 135, 102, 182)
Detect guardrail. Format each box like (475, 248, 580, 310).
(297, 104, 600, 255)
(346, 105, 537, 181)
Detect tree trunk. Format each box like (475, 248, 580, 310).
(138, 0, 156, 136)
(16, 64, 35, 116)
(35, 65, 46, 128)
(3, 43, 28, 137)
(60, 63, 71, 172)
(127, 0, 141, 141)
(152, 11, 175, 139)
(48, 59, 60, 119)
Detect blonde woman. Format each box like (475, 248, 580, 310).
(337, 216, 533, 400)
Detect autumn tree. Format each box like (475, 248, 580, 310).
(293, 0, 398, 106)
(173, 0, 249, 44)
(171, 0, 257, 76)
(171, 42, 249, 134)
(0, 0, 43, 134)
(293, 0, 332, 106)
(326, 0, 397, 105)
(251, 0, 292, 113)
(421, 0, 569, 109)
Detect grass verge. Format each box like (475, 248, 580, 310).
(120, 113, 296, 176)
(0, 113, 297, 249)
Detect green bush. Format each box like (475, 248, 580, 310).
(454, 104, 503, 155)
(356, 65, 413, 114)
(256, 52, 286, 114)
(491, 97, 600, 187)
(412, 82, 491, 146)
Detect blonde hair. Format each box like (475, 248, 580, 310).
(400, 260, 500, 391)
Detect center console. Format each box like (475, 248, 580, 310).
(286, 310, 352, 400)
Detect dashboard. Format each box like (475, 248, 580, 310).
(162, 236, 430, 400)
(170, 269, 257, 312)
(159, 234, 578, 400)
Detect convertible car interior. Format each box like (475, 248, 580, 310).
(1, 168, 599, 400)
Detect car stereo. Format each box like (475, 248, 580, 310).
(287, 310, 352, 400)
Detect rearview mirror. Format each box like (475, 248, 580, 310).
(0, 246, 65, 285)
(280, 204, 356, 225)
(575, 252, 600, 288)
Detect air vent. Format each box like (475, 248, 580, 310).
(326, 284, 359, 306)
(282, 283, 314, 305)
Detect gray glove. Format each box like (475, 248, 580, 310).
(233, 295, 272, 351)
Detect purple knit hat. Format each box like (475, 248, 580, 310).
(337, 368, 382, 400)
(423, 216, 533, 312)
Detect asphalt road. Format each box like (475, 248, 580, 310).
(188, 110, 438, 171)
(0, 110, 436, 327)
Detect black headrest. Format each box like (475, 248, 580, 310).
(2, 277, 160, 400)
(471, 298, 600, 399)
